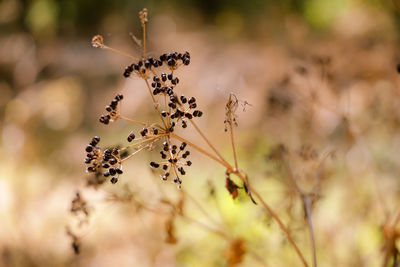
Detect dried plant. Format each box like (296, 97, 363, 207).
(72, 8, 318, 267)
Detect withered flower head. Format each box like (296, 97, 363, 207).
(91, 35, 104, 48)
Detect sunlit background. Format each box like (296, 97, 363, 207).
(2, 0, 400, 266)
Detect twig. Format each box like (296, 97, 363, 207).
(304, 194, 317, 267)
(143, 79, 168, 129)
(120, 134, 166, 152)
(229, 121, 238, 170)
(182, 189, 223, 228)
(245, 182, 309, 267)
(139, 8, 148, 59)
(190, 120, 231, 167)
(285, 160, 317, 267)
(170, 132, 229, 168)
(121, 143, 154, 162)
(117, 114, 154, 127)
(180, 213, 231, 240)
(227, 94, 239, 170)
(102, 44, 139, 61)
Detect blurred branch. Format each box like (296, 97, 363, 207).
(285, 160, 317, 267)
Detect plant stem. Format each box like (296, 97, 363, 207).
(143, 79, 168, 129)
(120, 134, 166, 152)
(182, 190, 223, 228)
(245, 181, 309, 267)
(189, 120, 231, 167)
(226, 94, 239, 170)
(228, 120, 238, 170)
(285, 160, 316, 267)
(170, 132, 229, 168)
(117, 114, 153, 127)
(142, 19, 146, 59)
(121, 140, 159, 162)
(102, 44, 139, 61)
(180, 213, 231, 240)
(304, 194, 317, 267)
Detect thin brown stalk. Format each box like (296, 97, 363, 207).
(142, 19, 147, 59)
(120, 134, 166, 152)
(226, 94, 239, 170)
(228, 120, 238, 170)
(180, 213, 231, 240)
(285, 160, 316, 267)
(189, 120, 231, 167)
(245, 182, 309, 267)
(182, 189, 223, 228)
(102, 44, 139, 61)
(304, 194, 317, 267)
(143, 79, 168, 129)
(117, 114, 153, 127)
(170, 132, 229, 168)
(121, 143, 154, 162)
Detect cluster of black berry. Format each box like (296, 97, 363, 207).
(149, 141, 192, 187)
(150, 73, 203, 131)
(141, 126, 160, 137)
(85, 136, 101, 172)
(161, 51, 191, 67)
(101, 148, 123, 184)
(123, 51, 191, 78)
(99, 94, 123, 125)
(84, 136, 123, 184)
(125, 126, 161, 144)
(86, 51, 200, 187)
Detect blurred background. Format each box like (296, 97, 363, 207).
(2, 0, 400, 266)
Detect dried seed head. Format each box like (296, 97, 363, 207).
(92, 35, 104, 48)
(139, 8, 148, 24)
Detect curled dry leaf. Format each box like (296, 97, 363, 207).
(225, 172, 240, 200)
(165, 215, 178, 244)
(243, 180, 257, 205)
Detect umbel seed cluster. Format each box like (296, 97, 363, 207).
(84, 45, 201, 188)
(123, 51, 191, 78)
(85, 136, 123, 184)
